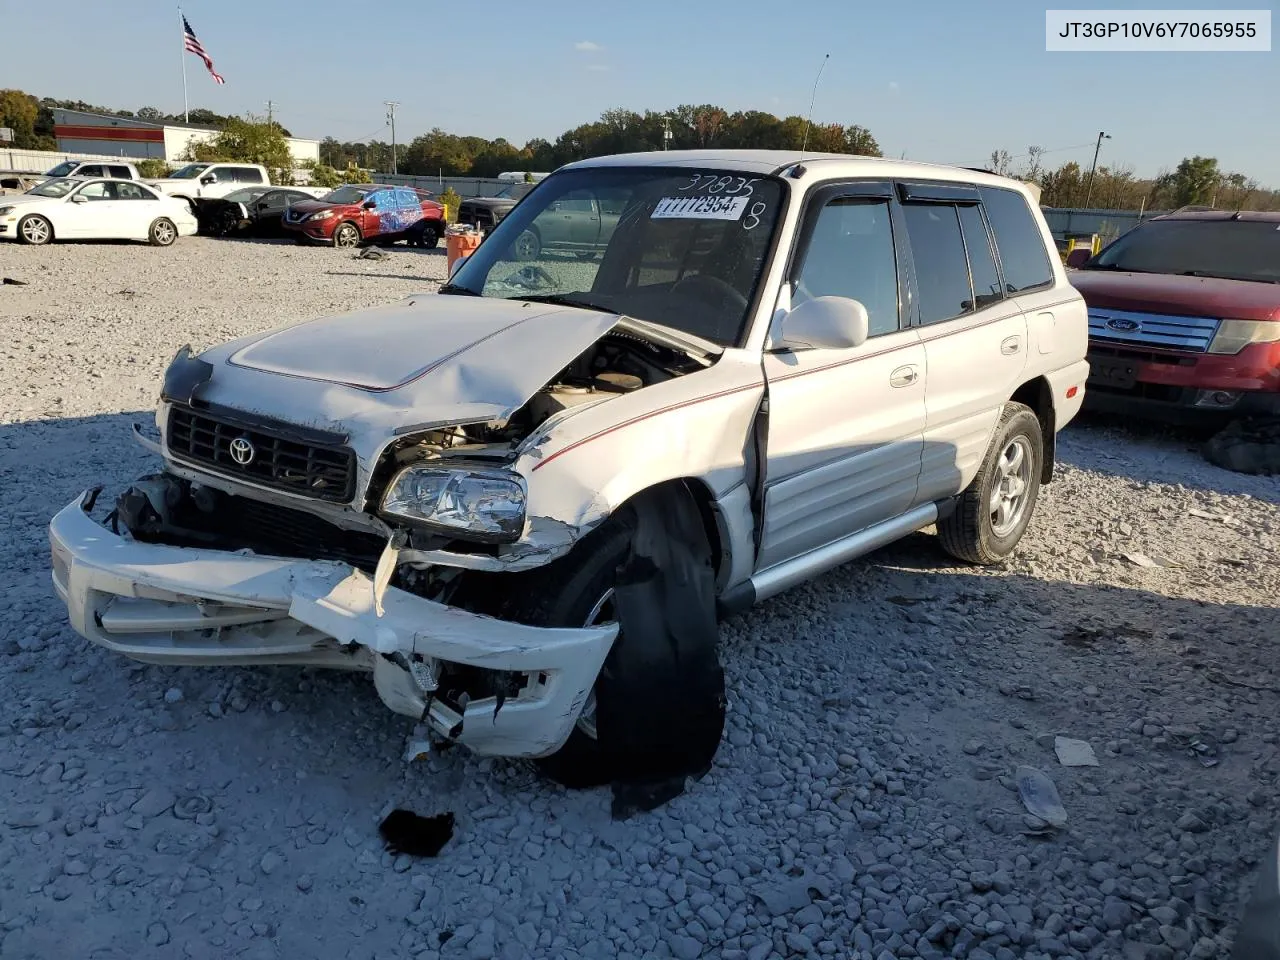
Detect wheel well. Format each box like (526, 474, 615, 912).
(633, 478, 727, 584)
(1010, 376, 1056, 484)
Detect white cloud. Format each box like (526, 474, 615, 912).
(574, 41, 601, 52)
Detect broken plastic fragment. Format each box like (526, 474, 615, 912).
(1015, 765, 1068, 827)
(1054, 736, 1099, 767)
(403, 739, 432, 763)
(372, 529, 408, 617)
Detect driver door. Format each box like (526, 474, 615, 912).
(57, 180, 115, 238)
(757, 184, 927, 571)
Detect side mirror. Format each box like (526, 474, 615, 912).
(200, 174, 217, 185)
(70, 194, 88, 203)
(362, 200, 377, 210)
(775, 296, 870, 351)
(1065, 249, 1091, 269)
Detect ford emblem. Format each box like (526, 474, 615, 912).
(1106, 317, 1140, 332)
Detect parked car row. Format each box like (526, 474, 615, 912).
(1, 161, 447, 249)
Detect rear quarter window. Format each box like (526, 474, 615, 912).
(979, 186, 1055, 293)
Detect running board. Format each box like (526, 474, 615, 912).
(750, 503, 939, 603)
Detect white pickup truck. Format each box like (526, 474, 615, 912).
(49, 150, 1089, 788)
(144, 162, 279, 205)
(43, 159, 141, 180)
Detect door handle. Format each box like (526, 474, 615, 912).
(1001, 336, 1022, 355)
(889, 365, 919, 388)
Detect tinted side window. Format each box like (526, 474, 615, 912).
(957, 205, 1003, 310)
(902, 204, 972, 324)
(79, 165, 104, 177)
(794, 199, 900, 337)
(979, 186, 1054, 293)
(108, 166, 132, 178)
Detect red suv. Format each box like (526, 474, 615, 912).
(1070, 210, 1280, 423)
(283, 184, 444, 248)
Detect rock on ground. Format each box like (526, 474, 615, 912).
(0, 238, 1276, 958)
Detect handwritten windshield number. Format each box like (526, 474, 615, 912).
(742, 201, 767, 231)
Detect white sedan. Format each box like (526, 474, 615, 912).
(0, 176, 198, 246)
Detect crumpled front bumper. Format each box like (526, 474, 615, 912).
(48, 491, 617, 758)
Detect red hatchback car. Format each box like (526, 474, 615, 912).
(283, 184, 445, 248)
(1070, 210, 1280, 423)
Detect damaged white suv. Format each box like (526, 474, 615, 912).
(49, 151, 1088, 786)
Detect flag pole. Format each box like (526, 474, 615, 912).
(178, 6, 189, 123)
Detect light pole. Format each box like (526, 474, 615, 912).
(662, 117, 672, 150)
(1084, 131, 1111, 208)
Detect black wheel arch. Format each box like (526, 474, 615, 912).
(1010, 376, 1056, 484)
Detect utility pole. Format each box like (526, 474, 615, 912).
(1084, 131, 1111, 209)
(265, 101, 275, 125)
(662, 117, 671, 150)
(384, 101, 399, 175)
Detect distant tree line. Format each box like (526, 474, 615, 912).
(987, 147, 1279, 212)
(5, 87, 1276, 210)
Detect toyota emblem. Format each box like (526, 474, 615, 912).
(229, 436, 256, 466)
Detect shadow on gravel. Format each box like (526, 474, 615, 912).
(1058, 412, 1280, 502)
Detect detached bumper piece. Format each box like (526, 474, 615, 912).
(48, 488, 617, 758)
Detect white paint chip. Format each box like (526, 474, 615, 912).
(1055, 736, 1099, 767)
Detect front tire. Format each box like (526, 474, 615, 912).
(937, 402, 1043, 565)
(332, 222, 361, 248)
(479, 490, 725, 788)
(148, 218, 178, 247)
(17, 215, 52, 245)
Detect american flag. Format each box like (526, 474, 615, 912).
(183, 16, 225, 85)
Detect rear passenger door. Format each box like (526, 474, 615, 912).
(758, 182, 926, 570)
(896, 182, 1028, 503)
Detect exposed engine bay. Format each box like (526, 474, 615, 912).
(369, 327, 707, 484)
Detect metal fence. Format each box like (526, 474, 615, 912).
(1, 147, 140, 172)
(368, 174, 519, 198)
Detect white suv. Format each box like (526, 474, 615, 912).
(49, 150, 1088, 786)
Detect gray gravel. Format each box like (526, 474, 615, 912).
(1, 237, 1278, 959)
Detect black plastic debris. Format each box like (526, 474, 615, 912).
(356, 247, 390, 261)
(378, 809, 454, 857)
(603, 490, 727, 820)
(2, 277, 27, 286)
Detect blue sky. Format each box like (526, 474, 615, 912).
(5, 0, 1277, 184)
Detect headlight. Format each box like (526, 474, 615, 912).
(381, 466, 526, 542)
(1207, 319, 1280, 355)
(307, 210, 335, 221)
(0, 206, 14, 217)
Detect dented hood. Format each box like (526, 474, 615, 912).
(182, 294, 620, 466)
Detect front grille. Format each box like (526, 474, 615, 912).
(1088, 343, 1197, 366)
(167, 406, 356, 503)
(458, 205, 495, 228)
(200, 495, 385, 571)
(1088, 308, 1220, 353)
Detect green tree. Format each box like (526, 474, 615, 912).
(1169, 156, 1220, 207)
(0, 89, 52, 149)
(183, 114, 295, 183)
(136, 158, 172, 178)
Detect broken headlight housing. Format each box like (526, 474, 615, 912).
(381, 466, 526, 543)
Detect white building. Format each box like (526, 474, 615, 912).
(51, 109, 320, 166)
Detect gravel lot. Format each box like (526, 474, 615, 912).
(1, 237, 1278, 960)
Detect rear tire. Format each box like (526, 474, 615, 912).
(413, 222, 441, 249)
(148, 218, 178, 247)
(937, 402, 1043, 565)
(17, 215, 52, 245)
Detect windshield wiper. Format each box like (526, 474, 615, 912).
(509, 293, 616, 314)
(437, 283, 480, 296)
(1179, 270, 1279, 284)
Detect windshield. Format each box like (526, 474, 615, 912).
(322, 185, 368, 204)
(448, 167, 785, 347)
(28, 177, 80, 198)
(223, 187, 270, 203)
(1090, 219, 1280, 283)
(46, 161, 78, 178)
(169, 163, 211, 180)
